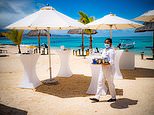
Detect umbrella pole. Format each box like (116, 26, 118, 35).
(38, 34, 41, 53)
(81, 29, 84, 56)
(110, 25, 112, 39)
(47, 30, 52, 80)
(43, 28, 58, 84)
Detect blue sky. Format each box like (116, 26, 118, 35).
(0, 0, 154, 37)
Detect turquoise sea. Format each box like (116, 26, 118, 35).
(0, 35, 153, 56)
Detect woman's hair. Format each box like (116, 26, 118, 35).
(105, 38, 112, 43)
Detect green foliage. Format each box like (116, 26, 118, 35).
(78, 11, 95, 49)
(2, 29, 24, 45)
(2, 29, 24, 53)
(79, 11, 90, 24)
(78, 11, 95, 35)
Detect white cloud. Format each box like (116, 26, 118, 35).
(0, 0, 36, 28)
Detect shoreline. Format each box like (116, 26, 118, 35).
(0, 35, 153, 56)
(0, 44, 153, 57)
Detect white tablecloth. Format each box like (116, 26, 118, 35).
(114, 50, 124, 79)
(19, 54, 41, 88)
(120, 52, 135, 69)
(56, 49, 73, 77)
(86, 64, 102, 94)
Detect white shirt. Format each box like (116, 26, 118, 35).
(101, 47, 115, 65)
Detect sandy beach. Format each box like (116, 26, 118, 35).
(0, 45, 154, 115)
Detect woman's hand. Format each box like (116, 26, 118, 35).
(102, 63, 110, 67)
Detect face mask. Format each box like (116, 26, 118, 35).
(104, 43, 110, 49)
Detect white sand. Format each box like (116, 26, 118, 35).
(0, 45, 154, 115)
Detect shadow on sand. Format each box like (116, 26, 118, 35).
(110, 98, 138, 109)
(36, 74, 123, 98)
(121, 67, 154, 80)
(0, 104, 28, 115)
(0, 55, 9, 57)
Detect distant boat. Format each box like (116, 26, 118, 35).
(117, 39, 135, 49)
(51, 34, 71, 38)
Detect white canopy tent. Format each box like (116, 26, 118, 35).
(86, 13, 143, 38)
(6, 5, 84, 83)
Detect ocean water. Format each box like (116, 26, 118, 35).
(0, 36, 153, 56)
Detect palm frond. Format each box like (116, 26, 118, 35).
(17, 30, 24, 44)
(78, 11, 90, 24)
(88, 17, 95, 22)
(3, 29, 24, 45)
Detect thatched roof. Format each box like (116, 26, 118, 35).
(67, 29, 97, 35)
(27, 30, 51, 36)
(135, 22, 154, 32)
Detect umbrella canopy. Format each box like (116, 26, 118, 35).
(27, 30, 50, 36)
(86, 14, 142, 30)
(134, 10, 154, 22)
(27, 30, 51, 53)
(5, 6, 84, 30)
(86, 13, 143, 38)
(135, 22, 154, 32)
(5, 5, 84, 83)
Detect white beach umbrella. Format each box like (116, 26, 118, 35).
(5, 5, 84, 83)
(134, 10, 154, 22)
(6, 6, 84, 30)
(86, 13, 143, 38)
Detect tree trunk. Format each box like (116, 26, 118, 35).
(89, 34, 92, 49)
(18, 44, 21, 54)
(81, 30, 84, 56)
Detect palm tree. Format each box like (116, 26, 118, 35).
(79, 11, 95, 49)
(2, 29, 24, 53)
